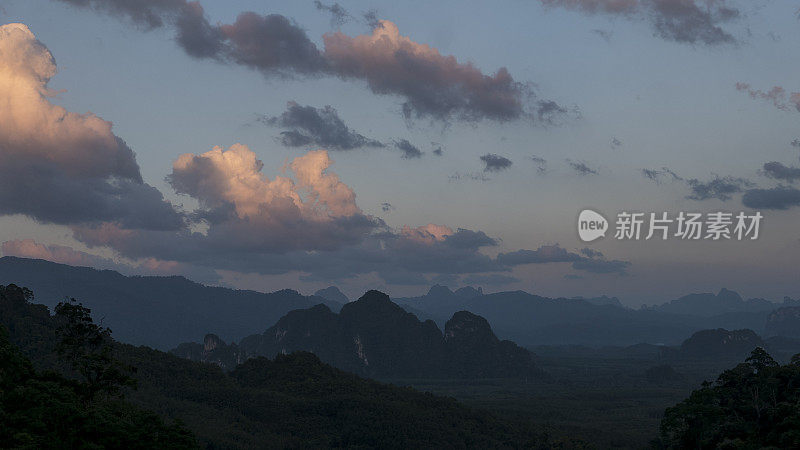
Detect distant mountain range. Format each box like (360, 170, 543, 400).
(1, 256, 798, 349)
(0, 257, 343, 349)
(173, 290, 539, 379)
(393, 285, 798, 346)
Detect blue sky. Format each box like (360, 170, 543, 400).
(0, 0, 798, 305)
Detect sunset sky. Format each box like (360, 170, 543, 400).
(0, 0, 798, 305)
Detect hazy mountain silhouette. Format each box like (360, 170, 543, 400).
(765, 307, 800, 339)
(394, 285, 786, 346)
(174, 290, 539, 379)
(313, 286, 348, 310)
(0, 257, 341, 349)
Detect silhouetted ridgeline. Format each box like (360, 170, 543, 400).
(0, 257, 343, 349)
(2, 257, 799, 350)
(0, 284, 560, 448)
(173, 290, 540, 379)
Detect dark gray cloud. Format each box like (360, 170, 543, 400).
(531, 156, 548, 173)
(686, 175, 752, 201)
(432, 143, 443, 156)
(567, 159, 598, 175)
(540, 0, 739, 46)
(649, 0, 738, 45)
(394, 139, 423, 159)
(448, 172, 490, 182)
(480, 154, 513, 172)
(261, 101, 384, 150)
(56, 0, 563, 123)
(742, 186, 800, 210)
(381, 202, 394, 212)
(762, 162, 800, 183)
(314, 1, 350, 27)
(563, 274, 584, 280)
(497, 244, 630, 275)
(496, 245, 582, 266)
(641, 166, 682, 183)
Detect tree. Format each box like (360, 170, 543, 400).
(659, 348, 800, 449)
(54, 299, 136, 402)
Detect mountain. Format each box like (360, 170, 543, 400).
(765, 306, 800, 339)
(654, 288, 776, 316)
(0, 283, 556, 448)
(394, 286, 781, 346)
(174, 290, 540, 379)
(0, 256, 339, 349)
(676, 328, 766, 360)
(313, 286, 348, 310)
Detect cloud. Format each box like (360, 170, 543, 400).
(531, 156, 548, 173)
(610, 136, 622, 148)
(381, 202, 394, 212)
(480, 153, 513, 172)
(260, 101, 384, 150)
(496, 245, 582, 265)
(539, 0, 739, 45)
(0, 23, 183, 230)
(497, 244, 630, 275)
(741, 186, 800, 210)
(567, 159, 598, 175)
(432, 143, 443, 156)
(762, 162, 800, 183)
(314, 1, 350, 27)
(448, 172, 490, 182)
(394, 139, 423, 159)
(641, 166, 682, 183)
(56, 1, 563, 123)
(736, 83, 800, 112)
(686, 174, 752, 201)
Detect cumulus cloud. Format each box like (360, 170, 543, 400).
(567, 159, 598, 175)
(0, 23, 182, 230)
(540, 0, 739, 45)
(741, 186, 800, 210)
(260, 101, 384, 150)
(480, 154, 513, 172)
(55, 1, 562, 123)
(394, 139, 423, 159)
(686, 174, 752, 201)
(761, 162, 800, 183)
(736, 83, 800, 112)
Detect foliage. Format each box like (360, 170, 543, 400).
(54, 299, 136, 402)
(0, 325, 197, 449)
(659, 347, 800, 449)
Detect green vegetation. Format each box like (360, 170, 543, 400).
(0, 286, 196, 448)
(0, 284, 563, 448)
(659, 347, 800, 449)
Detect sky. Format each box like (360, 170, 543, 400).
(0, 0, 798, 306)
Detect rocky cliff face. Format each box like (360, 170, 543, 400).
(174, 290, 539, 379)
